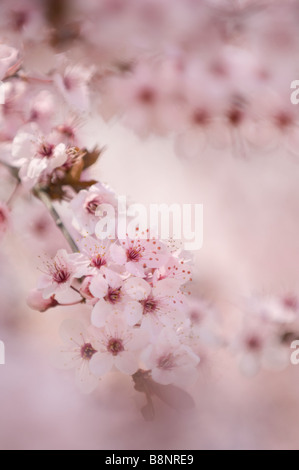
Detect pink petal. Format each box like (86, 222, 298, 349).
(126, 262, 145, 277)
(152, 368, 175, 385)
(110, 243, 127, 265)
(115, 351, 139, 375)
(60, 319, 86, 346)
(89, 275, 108, 299)
(123, 277, 151, 300)
(91, 300, 112, 327)
(75, 362, 100, 394)
(89, 352, 114, 377)
(124, 301, 143, 326)
(102, 267, 122, 290)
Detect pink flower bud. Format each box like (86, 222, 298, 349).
(27, 289, 58, 312)
(80, 277, 97, 304)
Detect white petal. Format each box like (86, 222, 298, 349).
(89, 275, 108, 299)
(50, 143, 67, 169)
(51, 350, 81, 370)
(102, 267, 122, 289)
(75, 362, 100, 394)
(153, 278, 182, 297)
(124, 301, 143, 326)
(126, 262, 145, 277)
(89, 352, 114, 377)
(27, 158, 48, 179)
(60, 319, 86, 346)
(12, 131, 34, 161)
(91, 300, 112, 327)
(42, 285, 57, 300)
(123, 277, 151, 300)
(115, 351, 139, 375)
(152, 368, 174, 385)
(128, 328, 149, 350)
(110, 243, 127, 265)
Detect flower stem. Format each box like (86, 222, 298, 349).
(0, 160, 80, 253)
(34, 188, 79, 253)
(6, 181, 21, 207)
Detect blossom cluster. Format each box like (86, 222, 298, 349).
(0, 1, 206, 407)
(0, 0, 298, 415)
(28, 178, 201, 392)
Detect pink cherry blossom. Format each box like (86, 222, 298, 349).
(90, 268, 128, 327)
(89, 316, 145, 377)
(79, 276, 98, 305)
(141, 329, 200, 387)
(236, 324, 290, 376)
(78, 236, 113, 276)
(37, 249, 86, 299)
(3, 0, 299, 427)
(123, 277, 187, 328)
(54, 65, 93, 112)
(247, 293, 299, 325)
(70, 183, 118, 236)
(233, 297, 297, 376)
(110, 236, 169, 277)
(25, 91, 55, 134)
(11, 125, 68, 189)
(152, 253, 193, 286)
(0, 0, 46, 40)
(55, 319, 101, 394)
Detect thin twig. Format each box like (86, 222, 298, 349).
(34, 188, 79, 253)
(0, 160, 79, 253)
(6, 181, 21, 207)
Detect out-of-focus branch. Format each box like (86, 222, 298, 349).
(34, 188, 79, 253)
(0, 159, 79, 253)
(0, 160, 20, 181)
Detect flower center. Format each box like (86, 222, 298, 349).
(52, 263, 71, 284)
(227, 108, 244, 127)
(190, 310, 203, 325)
(127, 247, 143, 262)
(81, 343, 97, 361)
(141, 297, 158, 314)
(246, 336, 262, 351)
(192, 109, 209, 126)
(63, 75, 77, 91)
(91, 254, 107, 269)
(38, 142, 54, 159)
(12, 10, 29, 31)
(157, 353, 176, 371)
(137, 86, 156, 105)
(107, 338, 124, 356)
(85, 197, 101, 215)
(105, 287, 122, 304)
(282, 295, 298, 311)
(57, 124, 76, 139)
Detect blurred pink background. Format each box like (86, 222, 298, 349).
(1, 119, 299, 450)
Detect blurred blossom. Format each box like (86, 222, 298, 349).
(1, 0, 299, 451)
(27, 289, 58, 312)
